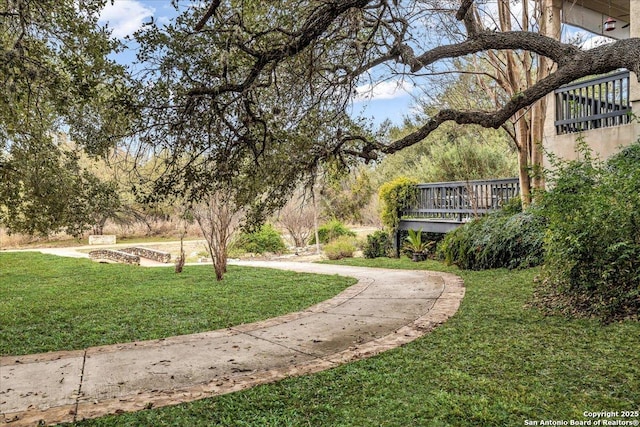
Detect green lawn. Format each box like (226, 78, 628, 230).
(69, 257, 639, 427)
(0, 252, 355, 356)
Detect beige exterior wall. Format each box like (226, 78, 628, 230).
(542, 123, 639, 167)
(543, 0, 638, 165)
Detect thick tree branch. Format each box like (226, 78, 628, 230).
(194, 0, 221, 31)
(407, 31, 580, 72)
(172, 0, 640, 172)
(377, 38, 640, 156)
(456, 0, 475, 21)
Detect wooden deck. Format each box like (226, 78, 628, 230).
(395, 178, 520, 252)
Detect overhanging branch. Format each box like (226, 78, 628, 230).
(406, 31, 580, 73)
(376, 37, 640, 156)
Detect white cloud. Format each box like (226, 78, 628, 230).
(580, 35, 614, 50)
(563, 27, 615, 50)
(579, 33, 614, 50)
(99, 1, 155, 39)
(354, 80, 415, 102)
(474, 0, 528, 31)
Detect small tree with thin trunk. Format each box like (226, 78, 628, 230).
(192, 190, 243, 281)
(174, 207, 192, 273)
(277, 194, 315, 248)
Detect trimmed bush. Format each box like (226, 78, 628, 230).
(308, 219, 356, 245)
(363, 230, 392, 259)
(233, 224, 287, 254)
(437, 200, 547, 270)
(534, 139, 640, 323)
(323, 236, 357, 260)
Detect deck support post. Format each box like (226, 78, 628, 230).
(393, 228, 401, 258)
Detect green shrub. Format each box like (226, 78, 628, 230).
(323, 236, 357, 260)
(308, 219, 356, 245)
(534, 138, 640, 323)
(233, 224, 287, 254)
(403, 228, 435, 261)
(363, 230, 392, 258)
(378, 177, 418, 230)
(437, 202, 547, 270)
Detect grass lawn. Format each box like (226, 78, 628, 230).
(68, 257, 639, 427)
(0, 252, 355, 356)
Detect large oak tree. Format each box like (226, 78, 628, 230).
(136, 0, 638, 207)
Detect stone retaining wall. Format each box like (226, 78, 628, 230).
(89, 249, 140, 265)
(121, 247, 171, 263)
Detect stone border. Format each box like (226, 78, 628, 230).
(88, 249, 140, 265)
(120, 247, 171, 263)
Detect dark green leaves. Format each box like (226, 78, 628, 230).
(535, 138, 640, 322)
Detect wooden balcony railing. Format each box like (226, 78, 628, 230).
(555, 70, 631, 135)
(401, 178, 520, 224)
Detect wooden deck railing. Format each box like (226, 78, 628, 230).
(555, 70, 631, 135)
(394, 177, 520, 254)
(401, 177, 520, 224)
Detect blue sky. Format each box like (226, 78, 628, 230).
(97, 0, 610, 128)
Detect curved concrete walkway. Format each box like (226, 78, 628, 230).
(0, 260, 464, 427)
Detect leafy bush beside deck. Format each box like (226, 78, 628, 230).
(534, 140, 640, 322)
(436, 200, 547, 270)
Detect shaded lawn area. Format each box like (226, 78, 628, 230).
(70, 258, 639, 427)
(0, 252, 355, 356)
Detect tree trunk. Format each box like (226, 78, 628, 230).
(175, 215, 187, 273)
(175, 234, 186, 273)
(513, 105, 533, 207)
(312, 186, 321, 254)
(518, 144, 532, 206)
(495, 0, 535, 207)
(530, 98, 546, 193)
